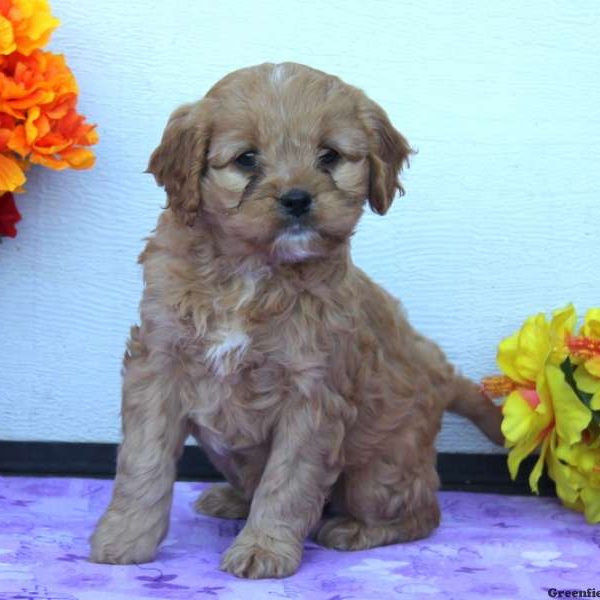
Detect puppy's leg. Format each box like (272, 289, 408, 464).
(194, 446, 267, 520)
(315, 433, 440, 551)
(90, 354, 186, 564)
(220, 397, 348, 579)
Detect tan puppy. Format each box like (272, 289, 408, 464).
(90, 62, 502, 579)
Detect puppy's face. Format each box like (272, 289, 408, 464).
(149, 63, 412, 263)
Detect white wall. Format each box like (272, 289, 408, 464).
(1, 0, 599, 453)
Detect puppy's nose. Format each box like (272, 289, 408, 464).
(279, 189, 312, 217)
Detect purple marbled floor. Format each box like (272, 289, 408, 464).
(0, 476, 597, 599)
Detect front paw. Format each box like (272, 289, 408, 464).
(220, 528, 302, 579)
(89, 508, 165, 565)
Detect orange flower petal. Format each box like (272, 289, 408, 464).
(7, 125, 29, 157)
(29, 152, 67, 169)
(58, 147, 96, 169)
(24, 105, 40, 144)
(0, 153, 26, 192)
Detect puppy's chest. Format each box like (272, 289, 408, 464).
(163, 269, 356, 391)
(202, 321, 253, 379)
(198, 313, 323, 383)
(187, 291, 344, 383)
(174, 286, 355, 450)
(184, 314, 308, 449)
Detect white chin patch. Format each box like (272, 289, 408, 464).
(272, 227, 319, 263)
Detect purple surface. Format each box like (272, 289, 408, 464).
(0, 476, 597, 599)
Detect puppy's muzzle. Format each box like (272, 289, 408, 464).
(279, 189, 312, 218)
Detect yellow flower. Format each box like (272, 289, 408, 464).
(551, 431, 600, 523)
(501, 363, 591, 492)
(0, 0, 59, 56)
(497, 304, 576, 385)
(488, 305, 600, 517)
(502, 383, 552, 488)
(498, 305, 582, 493)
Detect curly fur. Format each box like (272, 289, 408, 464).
(90, 62, 502, 579)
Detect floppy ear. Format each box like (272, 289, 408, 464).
(147, 101, 210, 225)
(361, 99, 414, 215)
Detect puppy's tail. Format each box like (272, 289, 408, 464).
(446, 375, 504, 446)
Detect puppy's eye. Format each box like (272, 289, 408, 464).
(235, 151, 258, 170)
(318, 148, 341, 169)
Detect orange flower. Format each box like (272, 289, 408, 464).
(1, 50, 97, 171)
(0, 50, 77, 119)
(10, 102, 97, 170)
(0, 1, 97, 201)
(0, 0, 59, 56)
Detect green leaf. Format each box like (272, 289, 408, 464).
(560, 357, 600, 424)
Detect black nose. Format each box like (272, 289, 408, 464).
(279, 189, 312, 217)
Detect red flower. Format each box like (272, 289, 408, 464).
(0, 191, 21, 237)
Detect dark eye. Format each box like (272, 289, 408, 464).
(318, 148, 341, 169)
(235, 151, 258, 170)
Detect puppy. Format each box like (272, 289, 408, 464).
(90, 62, 502, 579)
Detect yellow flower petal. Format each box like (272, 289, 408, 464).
(582, 309, 600, 339)
(0, 15, 17, 55)
(4, 0, 60, 56)
(579, 374, 600, 411)
(507, 434, 542, 480)
(585, 357, 600, 379)
(497, 314, 553, 384)
(551, 303, 577, 334)
(546, 364, 591, 445)
(529, 434, 551, 494)
(501, 390, 536, 444)
(574, 364, 600, 398)
(23, 7, 59, 39)
(549, 303, 577, 362)
(497, 332, 528, 384)
(547, 438, 583, 506)
(514, 315, 551, 381)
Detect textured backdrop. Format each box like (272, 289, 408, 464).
(1, 0, 599, 453)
